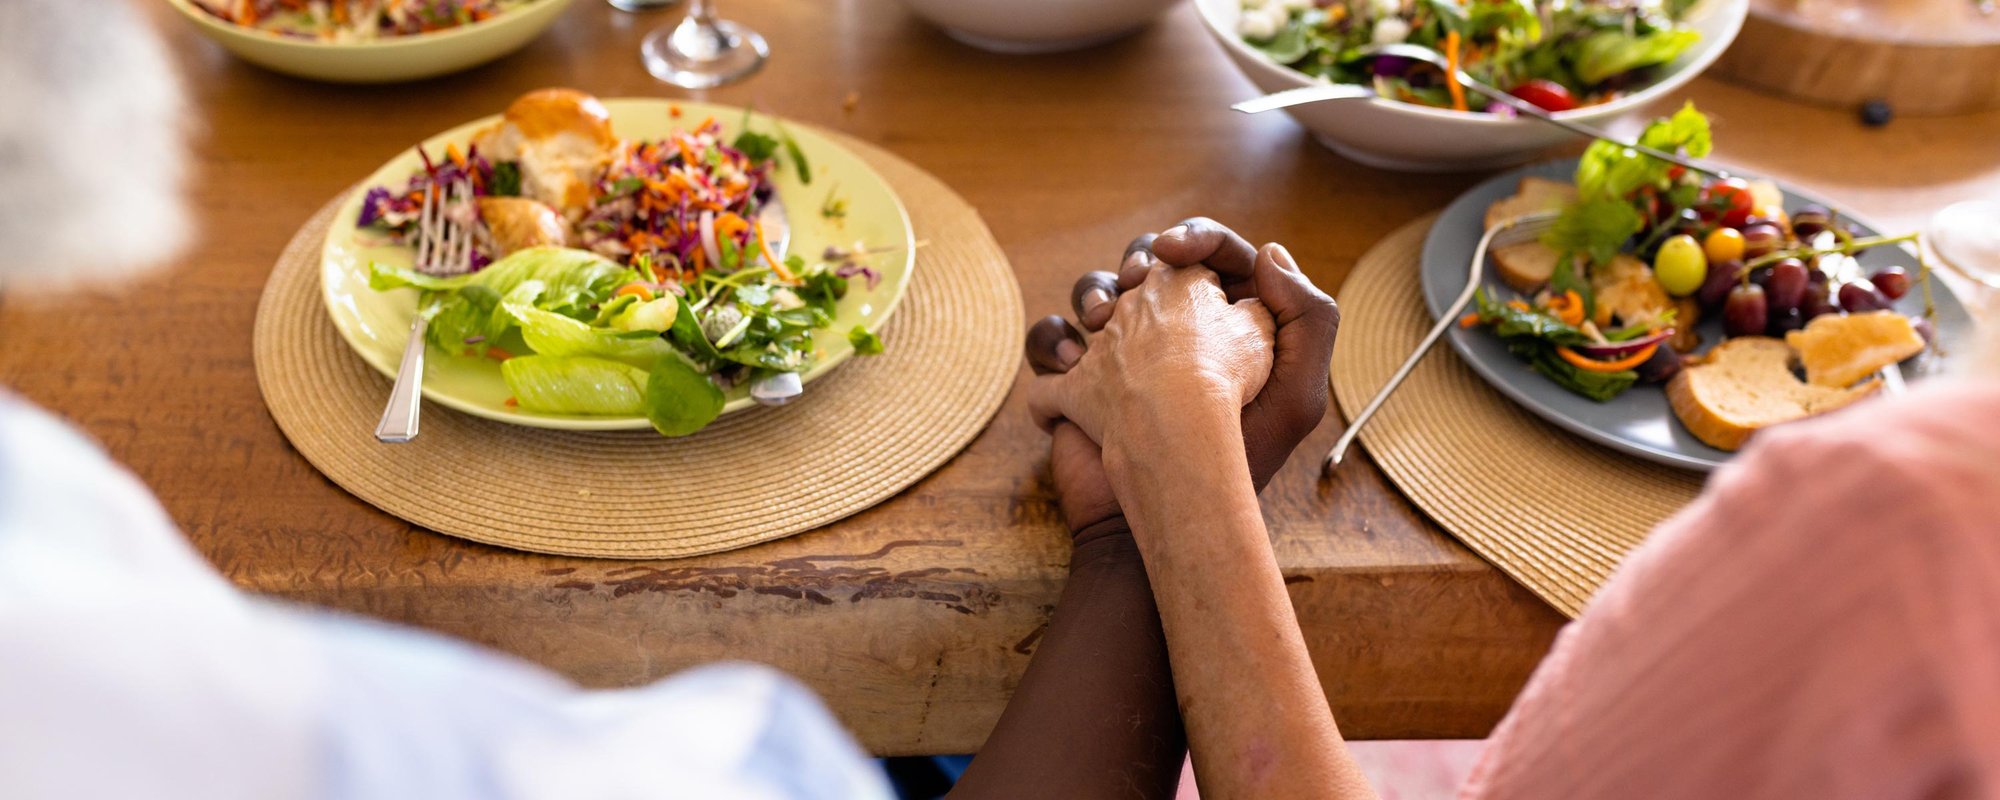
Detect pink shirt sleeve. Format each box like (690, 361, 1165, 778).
(1461, 378, 2000, 800)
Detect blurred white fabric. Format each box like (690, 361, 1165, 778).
(0, 393, 892, 800)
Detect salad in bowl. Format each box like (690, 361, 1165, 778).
(1193, 0, 1746, 170)
(1237, 0, 1702, 114)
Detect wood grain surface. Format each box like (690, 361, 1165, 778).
(4, 0, 1997, 755)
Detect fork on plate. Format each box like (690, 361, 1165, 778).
(374, 174, 476, 444)
(1324, 211, 1559, 472)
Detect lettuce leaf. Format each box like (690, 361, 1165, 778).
(371, 246, 637, 321)
(1570, 28, 1700, 85)
(503, 298, 674, 369)
(1574, 102, 1711, 201)
(643, 356, 725, 436)
(501, 355, 651, 415)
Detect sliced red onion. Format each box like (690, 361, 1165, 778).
(698, 210, 721, 269)
(1570, 329, 1673, 359)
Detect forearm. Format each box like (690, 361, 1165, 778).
(1109, 410, 1375, 800)
(948, 523, 1185, 800)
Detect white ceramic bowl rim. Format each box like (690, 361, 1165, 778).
(1194, 0, 1746, 126)
(165, 0, 564, 50)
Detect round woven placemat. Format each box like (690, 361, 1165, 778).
(1332, 215, 1705, 618)
(253, 135, 1022, 559)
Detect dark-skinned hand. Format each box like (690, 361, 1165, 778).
(1026, 218, 1341, 542)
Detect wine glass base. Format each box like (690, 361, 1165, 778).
(606, 0, 681, 10)
(641, 20, 769, 89)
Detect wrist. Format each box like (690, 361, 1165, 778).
(1069, 519, 1144, 573)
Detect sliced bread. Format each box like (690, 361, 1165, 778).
(1785, 310, 1925, 388)
(1667, 337, 1879, 451)
(1485, 177, 1577, 292)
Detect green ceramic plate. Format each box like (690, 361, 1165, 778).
(320, 99, 916, 431)
(162, 0, 574, 84)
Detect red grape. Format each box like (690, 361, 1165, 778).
(1838, 281, 1890, 312)
(1698, 259, 1745, 308)
(1767, 307, 1805, 335)
(1791, 205, 1832, 239)
(1725, 284, 1769, 337)
(1801, 282, 1837, 321)
(1871, 267, 1912, 300)
(1768, 259, 1810, 311)
(1741, 223, 1786, 259)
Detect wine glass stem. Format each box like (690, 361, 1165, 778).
(688, 0, 715, 24)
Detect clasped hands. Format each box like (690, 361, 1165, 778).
(1024, 218, 1341, 544)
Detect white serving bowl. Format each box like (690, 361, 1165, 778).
(163, 0, 574, 84)
(1193, 0, 1748, 171)
(898, 0, 1184, 53)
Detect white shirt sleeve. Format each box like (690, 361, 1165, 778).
(0, 394, 892, 800)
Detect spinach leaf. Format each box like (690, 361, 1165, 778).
(642, 355, 725, 436)
(848, 325, 884, 355)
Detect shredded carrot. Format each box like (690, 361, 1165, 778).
(1546, 290, 1586, 326)
(1444, 30, 1469, 113)
(1507, 299, 1533, 313)
(503, 397, 518, 408)
(756, 218, 795, 282)
(485, 347, 514, 362)
(1458, 312, 1482, 328)
(1556, 344, 1657, 373)
(669, 104, 683, 119)
(615, 283, 656, 301)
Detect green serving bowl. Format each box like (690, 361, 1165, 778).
(162, 0, 575, 83)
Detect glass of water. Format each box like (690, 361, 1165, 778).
(640, 0, 768, 89)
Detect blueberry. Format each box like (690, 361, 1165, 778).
(1860, 99, 1893, 128)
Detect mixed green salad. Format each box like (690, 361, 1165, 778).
(1238, 0, 1702, 113)
(371, 244, 867, 437)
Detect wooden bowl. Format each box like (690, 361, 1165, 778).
(1712, 0, 2000, 115)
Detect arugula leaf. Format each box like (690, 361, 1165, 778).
(1519, 343, 1638, 401)
(732, 130, 781, 164)
(774, 120, 813, 186)
(1470, 290, 1636, 401)
(668, 294, 724, 364)
(643, 355, 725, 436)
(488, 161, 522, 197)
(848, 325, 884, 355)
(1543, 198, 1644, 269)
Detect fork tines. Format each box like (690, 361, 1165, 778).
(415, 175, 475, 276)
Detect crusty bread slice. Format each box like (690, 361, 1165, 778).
(1785, 310, 1926, 388)
(1485, 177, 1576, 230)
(1486, 177, 1577, 292)
(1667, 337, 1879, 451)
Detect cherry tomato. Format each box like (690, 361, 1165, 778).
(1703, 178, 1757, 229)
(1655, 234, 1708, 297)
(1703, 227, 1746, 264)
(1507, 79, 1579, 113)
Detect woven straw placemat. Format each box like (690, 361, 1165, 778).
(253, 136, 1021, 559)
(1332, 215, 1705, 618)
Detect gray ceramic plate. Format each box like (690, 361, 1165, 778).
(1420, 160, 1977, 472)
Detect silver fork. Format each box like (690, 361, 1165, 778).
(375, 175, 475, 443)
(1324, 211, 1559, 472)
(1235, 43, 1735, 182)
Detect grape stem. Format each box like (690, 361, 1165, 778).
(1743, 232, 1920, 272)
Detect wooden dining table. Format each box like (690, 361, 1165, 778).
(5, 0, 1997, 757)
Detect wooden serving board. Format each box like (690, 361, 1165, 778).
(1713, 0, 2000, 115)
